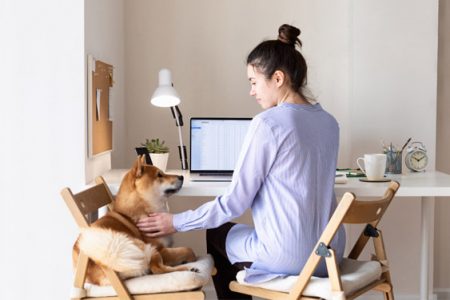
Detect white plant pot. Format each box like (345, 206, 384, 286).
(150, 153, 169, 172)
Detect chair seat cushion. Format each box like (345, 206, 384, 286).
(79, 255, 214, 298)
(236, 258, 382, 299)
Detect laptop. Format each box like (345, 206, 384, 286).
(189, 117, 252, 181)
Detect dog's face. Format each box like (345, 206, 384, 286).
(127, 156, 183, 211)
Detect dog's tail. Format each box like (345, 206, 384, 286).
(78, 227, 155, 274)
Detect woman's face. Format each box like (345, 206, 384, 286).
(247, 65, 278, 109)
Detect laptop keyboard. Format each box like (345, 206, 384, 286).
(199, 173, 231, 176)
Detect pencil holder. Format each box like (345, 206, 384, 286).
(385, 150, 402, 174)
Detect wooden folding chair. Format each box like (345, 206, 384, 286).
(230, 181, 400, 300)
(61, 176, 211, 300)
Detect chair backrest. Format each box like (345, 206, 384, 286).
(288, 181, 400, 298)
(61, 177, 113, 228)
(345, 181, 399, 261)
(343, 181, 398, 225)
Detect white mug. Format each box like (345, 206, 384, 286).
(356, 154, 387, 180)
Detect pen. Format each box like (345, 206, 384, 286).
(400, 137, 412, 152)
(347, 172, 366, 178)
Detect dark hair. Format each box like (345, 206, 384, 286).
(247, 24, 308, 99)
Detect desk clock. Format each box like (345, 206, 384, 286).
(405, 141, 428, 172)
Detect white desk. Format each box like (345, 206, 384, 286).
(101, 169, 450, 300)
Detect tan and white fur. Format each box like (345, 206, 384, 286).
(72, 156, 197, 286)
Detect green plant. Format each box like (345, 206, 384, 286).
(141, 138, 169, 154)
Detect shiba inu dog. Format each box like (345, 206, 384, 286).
(73, 156, 197, 285)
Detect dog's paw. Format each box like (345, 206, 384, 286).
(189, 267, 200, 273)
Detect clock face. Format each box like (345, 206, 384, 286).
(407, 150, 428, 171)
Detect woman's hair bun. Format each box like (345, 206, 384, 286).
(278, 24, 302, 48)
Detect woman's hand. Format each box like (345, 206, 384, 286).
(136, 212, 176, 238)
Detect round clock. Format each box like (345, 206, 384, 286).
(405, 141, 428, 172)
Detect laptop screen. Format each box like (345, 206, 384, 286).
(190, 118, 252, 173)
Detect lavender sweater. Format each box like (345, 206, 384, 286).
(173, 103, 345, 283)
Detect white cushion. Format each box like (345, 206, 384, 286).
(236, 258, 382, 300)
(74, 255, 214, 298)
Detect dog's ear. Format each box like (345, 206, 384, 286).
(132, 155, 145, 178)
(140, 154, 147, 166)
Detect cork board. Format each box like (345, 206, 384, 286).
(87, 55, 113, 157)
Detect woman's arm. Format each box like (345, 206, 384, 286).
(138, 116, 278, 236)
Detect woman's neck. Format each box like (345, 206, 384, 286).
(278, 89, 310, 105)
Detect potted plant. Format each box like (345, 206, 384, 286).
(141, 138, 170, 171)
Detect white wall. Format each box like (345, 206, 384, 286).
(85, 0, 126, 183)
(347, 2, 439, 294)
(349, 1, 438, 168)
(123, 0, 443, 297)
(0, 0, 85, 299)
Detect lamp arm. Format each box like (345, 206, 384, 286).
(171, 105, 188, 170)
(176, 125, 188, 170)
(170, 106, 184, 126)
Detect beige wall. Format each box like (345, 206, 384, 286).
(436, 0, 450, 291)
(120, 0, 446, 297)
(123, 0, 351, 168)
(85, 0, 126, 183)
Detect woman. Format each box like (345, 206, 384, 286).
(137, 24, 345, 299)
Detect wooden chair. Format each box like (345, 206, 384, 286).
(61, 176, 212, 300)
(229, 181, 400, 300)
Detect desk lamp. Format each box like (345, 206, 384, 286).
(150, 68, 188, 170)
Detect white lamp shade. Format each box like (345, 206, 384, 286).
(150, 69, 180, 107)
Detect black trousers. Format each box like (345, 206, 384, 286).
(206, 222, 253, 300)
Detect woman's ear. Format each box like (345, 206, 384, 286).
(273, 70, 285, 87)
